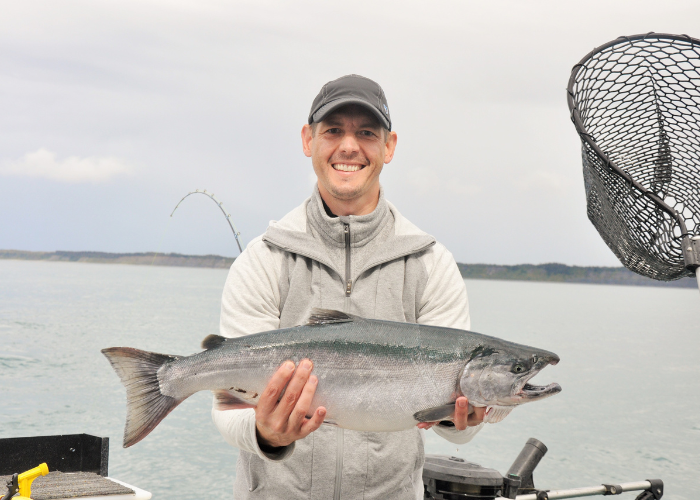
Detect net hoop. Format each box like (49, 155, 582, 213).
(567, 33, 700, 280)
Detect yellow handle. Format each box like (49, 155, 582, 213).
(17, 463, 49, 499)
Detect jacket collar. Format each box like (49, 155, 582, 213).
(306, 185, 390, 249)
(263, 186, 435, 278)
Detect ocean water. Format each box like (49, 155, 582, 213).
(1, 259, 698, 499)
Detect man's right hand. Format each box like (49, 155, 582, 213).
(255, 359, 327, 450)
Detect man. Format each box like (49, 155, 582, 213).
(213, 74, 485, 499)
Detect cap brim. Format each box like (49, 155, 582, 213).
(310, 97, 391, 131)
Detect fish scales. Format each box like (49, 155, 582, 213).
(162, 321, 467, 431)
(102, 309, 561, 447)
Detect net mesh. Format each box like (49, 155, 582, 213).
(568, 33, 700, 280)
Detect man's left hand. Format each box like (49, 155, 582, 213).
(416, 397, 485, 431)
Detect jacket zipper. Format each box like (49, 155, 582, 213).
(334, 426, 344, 500)
(344, 223, 352, 297)
(333, 223, 351, 500)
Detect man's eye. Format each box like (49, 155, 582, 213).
(326, 128, 341, 134)
(359, 130, 376, 137)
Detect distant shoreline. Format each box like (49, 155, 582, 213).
(456, 262, 694, 288)
(0, 249, 234, 269)
(1, 249, 695, 288)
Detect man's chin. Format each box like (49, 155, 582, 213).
(326, 187, 364, 201)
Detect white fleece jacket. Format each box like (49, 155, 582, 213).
(213, 187, 482, 500)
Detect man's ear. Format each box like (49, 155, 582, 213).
(384, 131, 398, 164)
(301, 124, 313, 158)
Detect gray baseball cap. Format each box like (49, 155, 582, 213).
(308, 74, 391, 131)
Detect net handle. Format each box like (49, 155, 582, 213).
(566, 32, 699, 243)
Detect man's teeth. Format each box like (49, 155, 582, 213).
(333, 164, 363, 172)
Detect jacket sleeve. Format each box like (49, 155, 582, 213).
(417, 243, 484, 445)
(211, 407, 295, 462)
(219, 235, 283, 337)
(212, 236, 294, 462)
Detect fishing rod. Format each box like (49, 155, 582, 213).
(170, 189, 244, 254)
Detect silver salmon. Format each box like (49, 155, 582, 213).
(102, 309, 561, 448)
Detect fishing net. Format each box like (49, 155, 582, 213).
(567, 33, 700, 281)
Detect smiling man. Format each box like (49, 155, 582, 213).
(213, 75, 484, 500)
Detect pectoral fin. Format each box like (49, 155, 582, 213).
(483, 405, 514, 423)
(413, 404, 457, 422)
(213, 388, 259, 411)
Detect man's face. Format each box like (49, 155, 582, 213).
(302, 106, 397, 215)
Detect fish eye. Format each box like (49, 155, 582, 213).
(512, 364, 526, 374)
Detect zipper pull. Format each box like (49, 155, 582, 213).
(345, 279, 352, 295)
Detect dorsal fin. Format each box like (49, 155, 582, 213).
(202, 334, 227, 350)
(305, 308, 362, 326)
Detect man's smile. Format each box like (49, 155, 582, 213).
(332, 163, 366, 172)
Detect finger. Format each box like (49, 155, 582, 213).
(273, 359, 313, 418)
(299, 406, 326, 436)
(288, 374, 319, 429)
(416, 422, 436, 430)
(257, 360, 295, 416)
(468, 405, 486, 426)
(453, 397, 469, 430)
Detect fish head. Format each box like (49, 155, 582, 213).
(459, 344, 561, 407)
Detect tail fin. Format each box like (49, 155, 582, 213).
(102, 347, 183, 448)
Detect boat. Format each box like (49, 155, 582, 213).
(0, 434, 150, 500)
(422, 438, 663, 500)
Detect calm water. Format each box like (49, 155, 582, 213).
(1, 259, 698, 499)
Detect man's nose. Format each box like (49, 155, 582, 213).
(339, 132, 360, 153)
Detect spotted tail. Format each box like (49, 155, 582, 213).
(102, 347, 184, 448)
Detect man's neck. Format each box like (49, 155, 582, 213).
(321, 199, 338, 218)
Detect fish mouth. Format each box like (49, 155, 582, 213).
(516, 357, 561, 401)
(518, 381, 562, 400)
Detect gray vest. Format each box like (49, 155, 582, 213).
(234, 189, 436, 500)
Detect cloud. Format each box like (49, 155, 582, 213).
(514, 170, 573, 195)
(405, 167, 482, 197)
(0, 148, 133, 183)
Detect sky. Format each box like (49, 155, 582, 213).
(1, 0, 699, 265)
